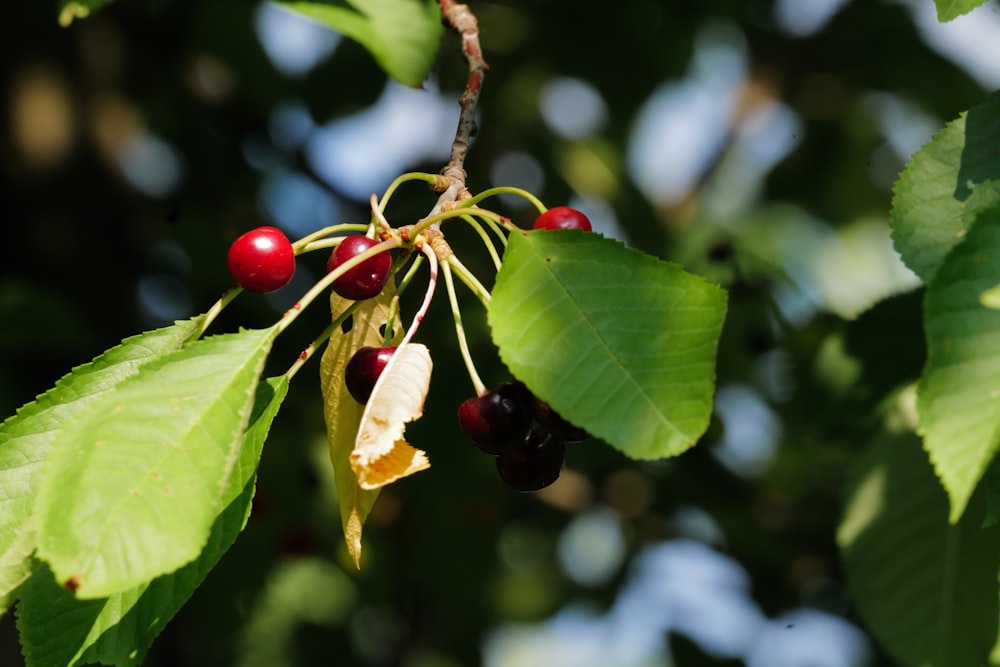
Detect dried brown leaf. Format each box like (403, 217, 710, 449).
(352, 343, 432, 490)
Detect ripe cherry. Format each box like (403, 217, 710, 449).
(227, 226, 296, 293)
(533, 206, 592, 232)
(495, 428, 566, 492)
(328, 236, 392, 300)
(458, 382, 533, 455)
(531, 398, 590, 442)
(344, 346, 396, 404)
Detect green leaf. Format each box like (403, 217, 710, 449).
(34, 326, 279, 598)
(57, 0, 116, 26)
(17, 375, 289, 667)
(488, 230, 727, 460)
(890, 90, 1000, 282)
(918, 208, 1000, 522)
(275, 0, 443, 87)
(935, 0, 990, 21)
(838, 433, 1000, 667)
(0, 317, 205, 611)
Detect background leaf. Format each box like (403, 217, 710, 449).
(34, 326, 278, 598)
(16, 375, 289, 667)
(935, 0, 990, 21)
(838, 432, 1000, 667)
(57, 0, 115, 26)
(319, 288, 401, 567)
(276, 0, 442, 87)
(0, 317, 204, 612)
(918, 208, 1000, 521)
(488, 230, 727, 460)
(890, 90, 1000, 282)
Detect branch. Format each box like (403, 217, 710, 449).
(431, 1, 488, 217)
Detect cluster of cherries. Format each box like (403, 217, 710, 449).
(225, 205, 594, 492)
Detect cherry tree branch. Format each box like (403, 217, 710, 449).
(431, 0, 488, 218)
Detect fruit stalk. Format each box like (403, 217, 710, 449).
(443, 260, 486, 395)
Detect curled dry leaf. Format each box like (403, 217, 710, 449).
(352, 343, 432, 490)
(319, 286, 401, 568)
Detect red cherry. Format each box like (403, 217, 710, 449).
(533, 206, 592, 232)
(327, 236, 392, 300)
(227, 226, 296, 293)
(495, 428, 566, 492)
(344, 346, 396, 403)
(458, 382, 533, 455)
(531, 397, 590, 442)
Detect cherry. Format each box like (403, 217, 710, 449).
(495, 428, 566, 492)
(227, 226, 296, 293)
(327, 235, 392, 300)
(531, 397, 590, 442)
(344, 346, 396, 404)
(533, 206, 592, 232)
(458, 382, 533, 455)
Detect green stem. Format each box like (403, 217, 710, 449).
(461, 214, 502, 270)
(409, 206, 504, 238)
(446, 255, 491, 308)
(377, 172, 441, 212)
(193, 287, 242, 340)
(284, 302, 361, 380)
(292, 223, 371, 253)
(461, 186, 547, 214)
(443, 260, 486, 395)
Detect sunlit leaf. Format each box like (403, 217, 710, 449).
(275, 0, 443, 87)
(352, 342, 431, 489)
(918, 208, 1000, 522)
(17, 375, 289, 666)
(57, 0, 115, 26)
(935, 0, 990, 21)
(34, 326, 278, 598)
(0, 316, 204, 611)
(319, 287, 401, 567)
(838, 433, 1000, 667)
(488, 230, 727, 460)
(890, 90, 1000, 282)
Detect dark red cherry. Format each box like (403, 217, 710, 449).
(344, 346, 396, 404)
(227, 226, 296, 293)
(458, 382, 533, 455)
(531, 397, 590, 442)
(533, 206, 592, 232)
(496, 428, 566, 492)
(328, 235, 392, 300)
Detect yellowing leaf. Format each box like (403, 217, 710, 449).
(352, 343, 432, 490)
(319, 286, 401, 568)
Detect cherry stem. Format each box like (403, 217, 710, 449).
(370, 194, 393, 235)
(460, 214, 502, 270)
(193, 287, 243, 339)
(283, 302, 361, 380)
(397, 238, 438, 348)
(292, 223, 371, 253)
(446, 255, 491, 308)
(410, 205, 504, 238)
(442, 260, 486, 396)
(461, 186, 547, 214)
(276, 236, 403, 334)
(378, 172, 441, 212)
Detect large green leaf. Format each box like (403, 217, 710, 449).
(838, 433, 1000, 667)
(488, 230, 727, 460)
(17, 375, 289, 667)
(918, 208, 1000, 522)
(890, 90, 1000, 282)
(276, 0, 443, 87)
(34, 326, 279, 598)
(935, 0, 990, 21)
(0, 317, 205, 612)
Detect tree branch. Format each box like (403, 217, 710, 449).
(431, 1, 488, 217)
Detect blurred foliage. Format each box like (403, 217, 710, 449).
(0, 0, 996, 665)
